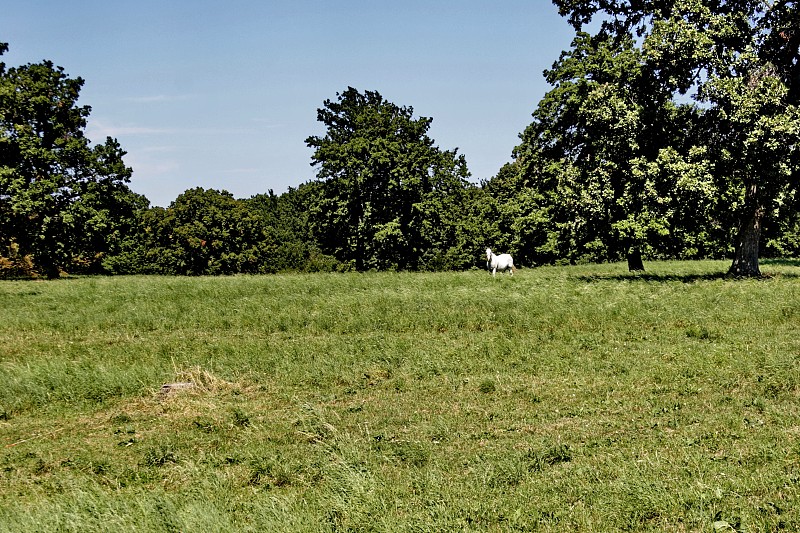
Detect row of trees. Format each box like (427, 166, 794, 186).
(90, 84, 497, 274)
(2, 1, 799, 278)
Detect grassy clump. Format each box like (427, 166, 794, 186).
(1, 260, 799, 531)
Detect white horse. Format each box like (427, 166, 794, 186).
(486, 248, 516, 277)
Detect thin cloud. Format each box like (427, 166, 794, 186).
(87, 120, 172, 138)
(124, 94, 195, 104)
(88, 120, 257, 139)
(250, 118, 285, 129)
(222, 167, 261, 175)
(123, 154, 180, 177)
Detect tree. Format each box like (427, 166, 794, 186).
(479, 161, 554, 267)
(247, 182, 345, 273)
(142, 188, 274, 275)
(105, 182, 351, 276)
(0, 43, 135, 277)
(71, 180, 150, 274)
(305, 87, 472, 271)
(550, 0, 800, 276)
(480, 162, 524, 257)
(514, 26, 725, 271)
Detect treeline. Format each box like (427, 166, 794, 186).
(2, 1, 800, 278)
(75, 174, 800, 277)
(98, 184, 479, 275)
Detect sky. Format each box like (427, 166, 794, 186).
(2, 1, 576, 207)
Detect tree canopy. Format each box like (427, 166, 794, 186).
(525, 0, 800, 275)
(305, 87, 476, 271)
(513, 29, 724, 270)
(0, 43, 140, 277)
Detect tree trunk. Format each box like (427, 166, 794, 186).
(627, 247, 645, 272)
(728, 185, 763, 277)
(38, 254, 62, 279)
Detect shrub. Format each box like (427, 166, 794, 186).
(0, 242, 37, 279)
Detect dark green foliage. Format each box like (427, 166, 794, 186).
(0, 44, 139, 278)
(103, 182, 350, 275)
(537, 1, 800, 276)
(305, 87, 479, 271)
(139, 188, 272, 275)
(764, 194, 800, 257)
(507, 30, 727, 271)
(245, 182, 346, 273)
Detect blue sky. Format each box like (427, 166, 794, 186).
(2, 1, 575, 207)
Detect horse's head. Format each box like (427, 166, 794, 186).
(485, 248, 492, 262)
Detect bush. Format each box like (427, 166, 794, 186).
(0, 242, 37, 279)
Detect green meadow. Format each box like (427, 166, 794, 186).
(1, 261, 800, 531)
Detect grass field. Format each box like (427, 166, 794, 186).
(1, 260, 800, 531)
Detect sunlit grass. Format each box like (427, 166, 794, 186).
(1, 260, 800, 531)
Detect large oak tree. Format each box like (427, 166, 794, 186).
(547, 0, 800, 276)
(0, 43, 137, 277)
(515, 30, 720, 270)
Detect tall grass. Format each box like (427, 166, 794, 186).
(1, 260, 799, 531)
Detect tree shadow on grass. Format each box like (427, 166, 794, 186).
(575, 272, 731, 284)
(1, 274, 88, 282)
(576, 259, 800, 284)
(761, 258, 800, 268)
